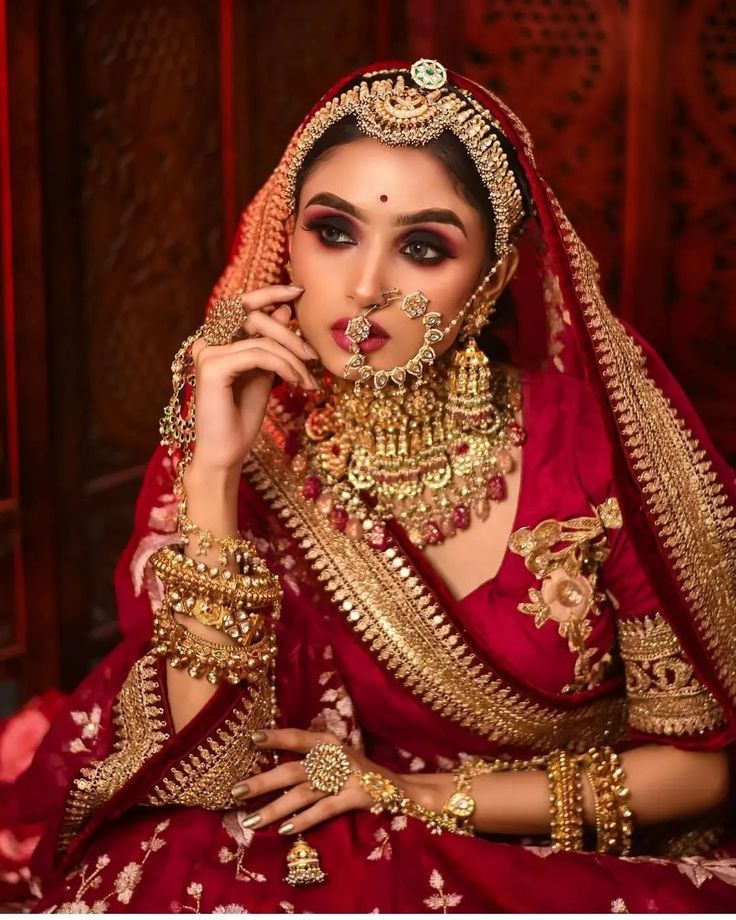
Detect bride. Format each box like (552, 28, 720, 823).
(10, 59, 736, 913)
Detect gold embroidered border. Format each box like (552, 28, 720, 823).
(618, 612, 726, 736)
(245, 428, 626, 753)
(146, 679, 274, 810)
(554, 198, 736, 706)
(58, 655, 170, 853)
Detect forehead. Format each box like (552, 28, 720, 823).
(299, 137, 476, 213)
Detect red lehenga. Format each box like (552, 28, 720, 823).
(8, 61, 736, 913)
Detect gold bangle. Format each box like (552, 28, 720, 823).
(547, 750, 584, 852)
(177, 498, 259, 568)
(581, 747, 634, 855)
(152, 597, 277, 685)
(151, 545, 282, 614)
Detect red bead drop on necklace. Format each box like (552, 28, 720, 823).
(453, 505, 470, 530)
(302, 475, 322, 500)
(486, 474, 507, 502)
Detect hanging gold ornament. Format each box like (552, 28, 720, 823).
(284, 835, 327, 886)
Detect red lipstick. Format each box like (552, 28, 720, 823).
(331, 315, 390, 353)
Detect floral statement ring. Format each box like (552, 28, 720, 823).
(303, 741, 356, 795)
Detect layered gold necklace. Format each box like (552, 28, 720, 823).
(289, 340, 524, 550)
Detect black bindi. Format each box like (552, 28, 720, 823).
(379, 194, 388, 203)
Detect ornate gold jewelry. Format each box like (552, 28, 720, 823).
(283, 63, 527, 259)
(159, 296, 250, 489)
(303, 741, 354, 795)
(294, 342, 523, 549)
(152, 600, 275, 685)
(580, 746, 633, 855)
(284, 836, 327, 886)
(177, 498, 260, 568)
(440, 772, 477, 834)
(546, 749, 585, 852)
(400, 290, 430, 318)
(151, 545, 282, 619)
(356, 770, 474, 836)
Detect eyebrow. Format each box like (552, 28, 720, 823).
(304, 193, 467, 237)
(396, 208, 467, 237)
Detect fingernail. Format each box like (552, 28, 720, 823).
(231, 782, 250, 798)
(302, 342, 319, 360)
(288, 284, 304, 291)
(277, 822, 295, 835)
(240, 813, 262, 829)
(251, 731, 267, 743)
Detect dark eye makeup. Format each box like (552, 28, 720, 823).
(301, 213, 456, 266)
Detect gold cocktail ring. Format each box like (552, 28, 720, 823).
(303, 741, 354, 795)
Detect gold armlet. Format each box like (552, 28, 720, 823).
(580, 746, 633, 855)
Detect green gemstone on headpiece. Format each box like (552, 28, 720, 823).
(410, 58, 447, 91)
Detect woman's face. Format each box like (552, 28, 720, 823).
(288, 137, 515, 379)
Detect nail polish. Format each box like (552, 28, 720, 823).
(277, 822, 295, 835)
(231, 782, 249, 798)
(251, 730, 267, 743)
(240, 813, 262, 829)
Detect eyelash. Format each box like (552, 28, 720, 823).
(302, 219, 451, 265)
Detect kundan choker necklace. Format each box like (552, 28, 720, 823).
(289, 340, 524, 550)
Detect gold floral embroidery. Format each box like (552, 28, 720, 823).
(146, 677, 273, 810)
(617, 612, 726, 735)
(245, 428, 627, 753)
(423, 869, 463, 913)
(509, 500, 621, 692)
(553, 196, 736, 707)
(610, 898, 629, 913)
(58, 656, 169, 853)
(51, 819, 170, 913)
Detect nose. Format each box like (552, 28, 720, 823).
(350, 241, 389, 312)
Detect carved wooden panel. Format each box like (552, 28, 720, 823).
(662, 0, 736, 456)
(451, 0, 629, 297)
(242, 0, 404, 198)
(75, 0, 224, 474)
(40, 0, 226, 682)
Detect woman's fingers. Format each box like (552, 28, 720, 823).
(232, 760, 306, 802)
(197, 342, 308, 389)
(238, 783, 325, 832)
(251, 728, 342, 754)
(240, 284, 303, 313)
(244, 309, 318, 362)
(198, 338, 319, 390)
(271, 790, 359, 836)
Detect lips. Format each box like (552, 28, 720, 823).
(331, 315, 390, 353)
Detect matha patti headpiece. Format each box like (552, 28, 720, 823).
(282, 59, 527, 259)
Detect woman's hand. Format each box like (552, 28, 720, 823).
(231, 728, 448, 836)
(187, 284, 320, 476)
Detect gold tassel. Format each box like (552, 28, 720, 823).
(284, 834, 326, 886)
(446, 337, 498, 434)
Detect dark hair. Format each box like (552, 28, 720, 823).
(293, 114, 531, 361)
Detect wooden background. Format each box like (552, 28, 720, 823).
(1, 0, 734, 711)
